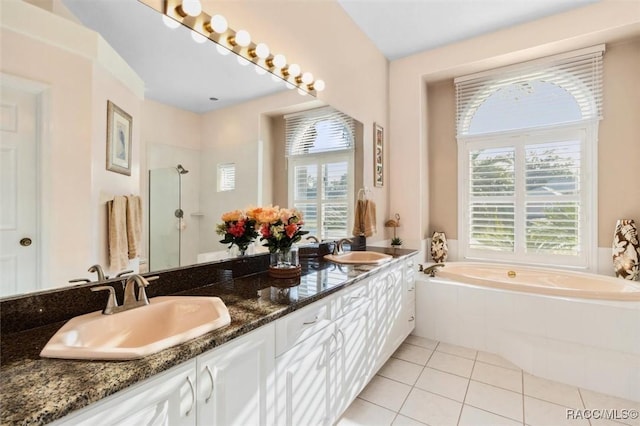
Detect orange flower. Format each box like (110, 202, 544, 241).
(256, 206, 280, 224)
(221, 209, 243, 222)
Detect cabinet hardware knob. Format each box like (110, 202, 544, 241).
(409, 315, 415, 322)
(20, 237, 32, 247)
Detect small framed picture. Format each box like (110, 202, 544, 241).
(374, 123, 384, 187)
(106, 100, 132, 176)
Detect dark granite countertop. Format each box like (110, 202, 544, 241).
(0, 248, 416, 425)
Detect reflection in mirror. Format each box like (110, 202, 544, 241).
(1, 0, 363, 299)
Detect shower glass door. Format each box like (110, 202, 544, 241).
(149, 168, 180, 271)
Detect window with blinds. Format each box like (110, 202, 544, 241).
(457, 46, 602, 268)
(286, 107, 355, 239)
(217, 163, 235, 192)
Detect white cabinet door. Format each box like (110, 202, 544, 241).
(275, 322, 337, 426)
(196, 323, 275, 426)
(53, 360, 197, 426)
(333, 296, 372, 417)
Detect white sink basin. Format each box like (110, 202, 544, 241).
(40, 296, 231, 360)
(324, 251, 392, 265)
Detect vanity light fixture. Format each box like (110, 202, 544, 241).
(204, 14, 228, 34)
(228, 29, 251, 47)
(156, 0, 324, 95)
(191, 30, 207, 43)
(176, 0, 201, 17)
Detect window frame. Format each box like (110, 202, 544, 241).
(457, 120, 598, 270)
(287, 150, 354, 240)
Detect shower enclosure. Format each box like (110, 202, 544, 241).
(148, 164, 189, 271)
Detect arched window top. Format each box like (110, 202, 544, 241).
(456, 45, 604, 136)
(285, 106, 354, 156)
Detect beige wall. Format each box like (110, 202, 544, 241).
(390, 0, 640, 255)
(597, 37, 640, 245)
(426, 37, 640, 246)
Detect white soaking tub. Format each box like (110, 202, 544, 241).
(414, 262, 640, 402)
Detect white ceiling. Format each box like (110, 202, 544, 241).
(60, 0, 601, 113)
(337, 0, 600, 60)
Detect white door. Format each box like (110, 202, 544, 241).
(0, 84, 39, 296)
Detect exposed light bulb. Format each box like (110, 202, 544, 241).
(255, 65, 268, 75)
(313, 79, 326, 92)
(255, 43, 270, 59)
(180, 0, 201, 17)
(297, 88, 308, 96)
(288, 64, 301, 78)
(162, 15, 180, 29)
(273, 54, 286, 69)
(301, 72, 314, 84)
(235, 30, 251, 47)
(216, 44, 231, 56)
(191, 31, 207, 44)
(271, 74, 282, 82)
(237, 55, 251, 66)
(210, 14, 228, 33)
(286, 82, 297, 90)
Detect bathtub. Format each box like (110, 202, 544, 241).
(414, 262, 640, 401)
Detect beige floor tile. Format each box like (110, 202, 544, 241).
(391, 414, 428, 426)
(472, 361, 523, 393)
(579, 389, 640, 426)
(337, 397, 396, 426)
(427, 351, 474, 378)
(399, 388, 462, 426)
(476, 351, 521, 371)
(524, 396, 590, 426)
(458, 405, 522, 426)
(392, 343, 433, 366)
(378, 358, 424, 386)
(414, 367, 469, 402)
(523, 373, 583, 408)
(358, 375, 413, 412)
(404, 335, 439, 350)
(465, 380, 523, 422)
(436, 342, 478, 360)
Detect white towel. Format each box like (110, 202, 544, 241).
(107, 196, 129, 270)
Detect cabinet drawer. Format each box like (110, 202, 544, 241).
(275, 300, 331, 356)
(331, 279, 371, 318)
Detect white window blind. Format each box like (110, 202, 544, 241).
(290, 155, 352, 240)
(455, 45, 604, 136)
(285, 106, 355, 156)
(217, 163, 235, 192)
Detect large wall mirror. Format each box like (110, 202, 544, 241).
(0, 0, 362, 298)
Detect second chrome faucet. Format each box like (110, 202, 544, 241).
(91, 274, 159, 315)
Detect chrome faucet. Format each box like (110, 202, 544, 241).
(333, 238, 353, 255)
(88, 264, 107, 282)
(91, 274, 159, 315)
(419, 263, 445, 277)
(306, 235, 320, 243)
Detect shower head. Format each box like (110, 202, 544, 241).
(176, 164, 189, 174)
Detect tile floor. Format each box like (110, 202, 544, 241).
(337, 336, 640, 426)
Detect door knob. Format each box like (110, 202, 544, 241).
(20, 238, 32, 247)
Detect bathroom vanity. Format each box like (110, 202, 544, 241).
(0, 248, 417, 425)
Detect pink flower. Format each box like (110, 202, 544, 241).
(260, 223, 271, 238)
(285, 223, 298, 238)
(229, 220, 246, 237)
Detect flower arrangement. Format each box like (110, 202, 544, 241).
(216, 209, 259, 254)
(251, 206, 308, 253)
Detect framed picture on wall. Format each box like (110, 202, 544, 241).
(374, 123, 384, 187)
(106, 100, 132, 176)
